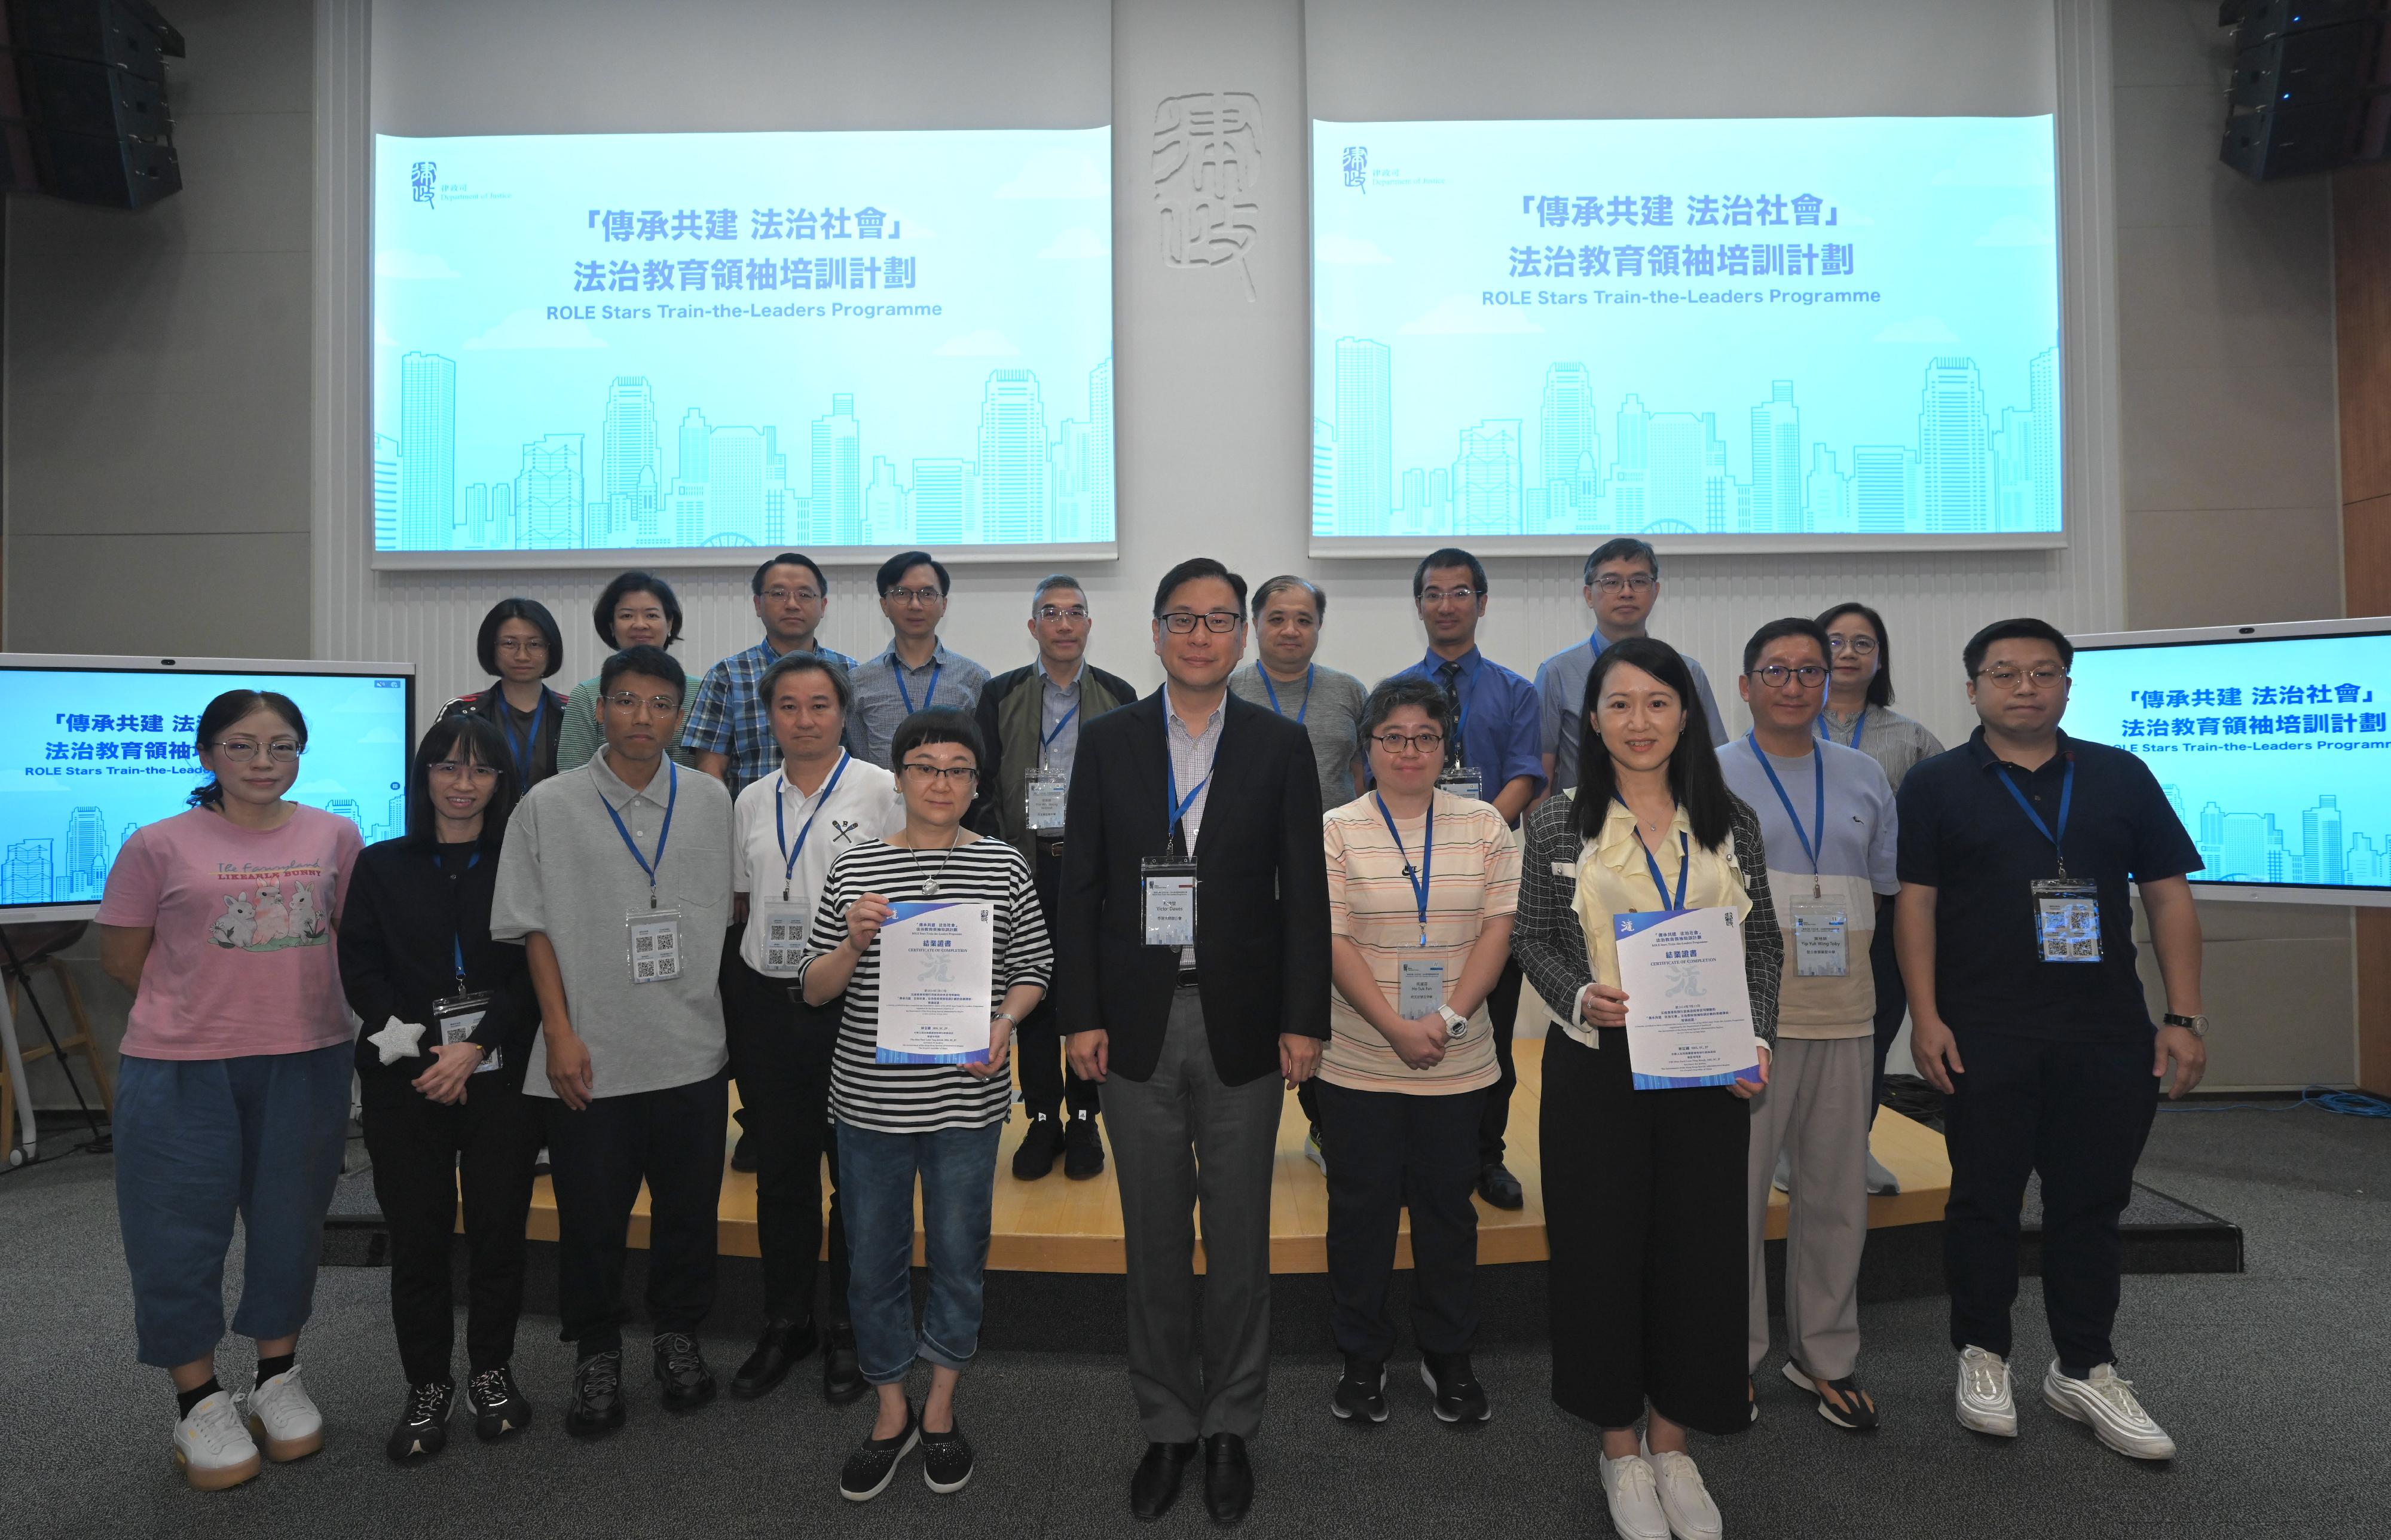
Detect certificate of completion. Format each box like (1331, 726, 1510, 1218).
(876, 900, 996, 1065)
(1613, 907, 1762, 1091)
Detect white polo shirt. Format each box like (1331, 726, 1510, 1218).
(731, 751, 902, 974)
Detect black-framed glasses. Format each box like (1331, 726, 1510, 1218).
(900, 762, 979, 785)
(1591, 574, 1655, 595)
(1369, 730, 1447, 755)
(604, 691, 682, 715)
(1748, 665, 1829, 688)
(1976, 667, 2069, 691)
(1158, 610, 1242, 634)
(213, 738, 302, 763)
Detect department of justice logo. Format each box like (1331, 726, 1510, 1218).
(411, 160, 437, 207)
(1342, 145, 1367, 192)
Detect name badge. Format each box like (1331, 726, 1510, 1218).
(1025, 770, 1069, 833)
(627, 908, 684, 984)
(2031, 877, 2102, 963)
(433, 991, 502, 1074)
(755, 899, 809, 975)
(1435, 766, 1484, 801)
(1141, 859, 1197, 948)
(1790, 902, 1849, 978)
(1398, 956, 1447, 1020)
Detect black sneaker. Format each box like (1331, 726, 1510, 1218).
(1011, 1112, 1065, 1180)
(1421, 1351, 1491, 1423)
(1063, 1110, 1105, 1180)
(1476, 1161, 1525, 1210)
(653, 1332, 716, 1411)
(921, 1416, 975, 1493)
(384, 1380, 453, 1462)
(822, 1322, 866, 1406)
(566, 1350, 626, 1439)
(839, 1402, 921, 1502)
(466, 1364, 532, 1441)
(1332, 1357, 1387, 1423)
(730, 1106, 757, 1172)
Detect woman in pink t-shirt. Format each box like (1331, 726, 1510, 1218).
(96, 688, 363, 1492)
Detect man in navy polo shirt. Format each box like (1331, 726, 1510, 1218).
(1894, 617, 2207, 1462)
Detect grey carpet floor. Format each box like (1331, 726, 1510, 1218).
(4, 1102, 2386, 1539)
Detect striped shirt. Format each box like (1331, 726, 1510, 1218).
(1322, 790, 1518, 1094)
(798, 835, 1052, 1133)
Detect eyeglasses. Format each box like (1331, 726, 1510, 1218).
(604, 691, 682, 715)
(1036, 605, 1091, 623)
(1591, 574, 1656, 595)
(496, 637, 548, 655)
(760, 586, 823, 605)
(1749, 665, 1829, 688)
(884, 586, 944, 607)
(429, 761, 500, 781)
(900, 762, 979, 785)
(1369, 730, 1447, 755)
(1418, 587, 1480, 606)
(1976, 667, 2069, 692)
(213, 738, 302, 764)
(1159, 610, 1243, 634)
(1826, 635, 1879, 655)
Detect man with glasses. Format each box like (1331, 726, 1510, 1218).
(970, 574, 1139, 1181)
(1534, 538, 1730, 794)
(848, 550, 991, 768)
(1056, 557, 1329, 1526)
(685, 553, 860, 799)
(1716, 619, 1898, 1434)
(1391, 547, 1541, 1211)
(1894, 618, 2207, 1461)
(492, 645, 737, 1438)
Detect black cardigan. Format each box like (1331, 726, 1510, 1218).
(338, 835, 539, 1082)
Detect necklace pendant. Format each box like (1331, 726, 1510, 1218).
(922, 879, 939, 896)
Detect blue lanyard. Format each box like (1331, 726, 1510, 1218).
(1041, 700, 1080, 755)
(597, 760, 678, 905)
(1995, 755, 2075, 876)
(1618, 798, 1690, 910)
(1817, 708, 1866, 753)
(502, 690, 546, 781)
(1749, 732, 1825, 879)
(773, 751, 848, 901)
(442, 846, 481, 984)
(1262, 664, 1314, 725)
(1374, 792, 1435, 945)
(1164, 756, 1209, 856)
(894, 657, 942, 715)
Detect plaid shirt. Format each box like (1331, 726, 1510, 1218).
(678, 638, 860, 800)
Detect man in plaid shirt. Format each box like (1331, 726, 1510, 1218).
(682, 552, 860, 798)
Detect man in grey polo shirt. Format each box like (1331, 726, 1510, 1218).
(1716, 617, 1897, 1435)
(847, 549, 992, 766)
(1535, 537, 1729, 793)
(493, 644, 736, 1440)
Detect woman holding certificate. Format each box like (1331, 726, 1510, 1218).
(1512, 637, 1781, 1540)
(797, 708, 1051, 1503)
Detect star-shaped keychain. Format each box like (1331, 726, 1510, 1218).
(369, 1017, 426, 1065)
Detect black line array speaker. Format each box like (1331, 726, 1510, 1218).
(0, 0, 183, 210)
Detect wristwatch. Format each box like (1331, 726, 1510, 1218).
(1438, 1004, 1469, 1040)
(2161, 1012, 2208, 1037)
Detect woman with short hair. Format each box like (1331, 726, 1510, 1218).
(442, 597, 570, 791)
(557, 572, 692, 773)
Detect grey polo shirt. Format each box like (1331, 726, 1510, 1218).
(849, 640, 992, 767)
(1536, 632, 1731, 787)
(491, 752, 735, 1098)
(1228, 661, 1366, 815)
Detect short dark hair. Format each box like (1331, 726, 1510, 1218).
(1585, 538, 1660, 584)
(189, 689, 307, 809)
(1571, 638, 1735, 853)
(1963, 617, 2074, 678)
(475, 598, 565, 679)
(757, 650, 854, 715)
(598, 644, 688, 703)
(1152, 557, 1248, 617)
(1357, 674, 1454, 745)
(877, 550, 950, 596)
(1414, 547, 1488, 600)
(1031, 572, 1086, 615)
(1250, 574, 1325, 621)
(406, 714, 517, 848)
(592, 570, 685, 648)
(1742, 617, 1831, 675)
(889, 706, 983, 770)
(752, 552, 827, 597)
(1815, 601, 1897, 708)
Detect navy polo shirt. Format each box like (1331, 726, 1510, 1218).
(1895, 727, 2201, 1041)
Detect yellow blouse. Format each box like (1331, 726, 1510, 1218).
(1567, 797, 1751, 1049)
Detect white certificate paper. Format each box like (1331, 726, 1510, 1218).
(1613, 907, 1762, 1090)
(876, 900, 996, 1065)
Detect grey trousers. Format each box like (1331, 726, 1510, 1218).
(1745, 1034, 1872, 1379)
(1099, 987, 1284, 1443)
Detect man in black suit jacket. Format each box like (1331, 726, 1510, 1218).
(1057, 557, 1330, 1526)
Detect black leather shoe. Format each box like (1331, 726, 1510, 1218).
(565, 1349, 626, 1438)
(1129, 1440, 1199, 1521)
(652, 1332, 716, 1411)
(1012, 1111, 1065, 1180)
(1063, 1109, 1105, 1180)
(730, 1316, 817, 1400)
(821, 1322, 867, 1406)
(1476, 1161, 1525, 1211)
(1203, 1432, 1253, 1525)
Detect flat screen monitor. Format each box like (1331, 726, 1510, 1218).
(0, 655, 417, 925)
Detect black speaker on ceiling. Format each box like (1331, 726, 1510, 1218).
(0, 0, 184, 210)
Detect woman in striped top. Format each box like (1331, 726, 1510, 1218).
(797, 708, 1050, 1502)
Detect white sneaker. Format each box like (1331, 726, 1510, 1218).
(1640, 1440, 1723, 1540)
(1955, 1346, 2017, 1436)
(1772, 1149, 1792, 1193)
(1304, 1128, 1328, 1176)
(245, 1366, 325, 1462)
(1597, 1453, 1671, 1540)
(1864, 1151, 1901, 1195)
(173, 1390, 262, 1491)
(2043, 1360, 2176, 1461)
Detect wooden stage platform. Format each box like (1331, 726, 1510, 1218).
(522, 1038, 1953, 1274)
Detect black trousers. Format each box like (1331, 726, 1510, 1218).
(543, 1073, 729, 1356)
(723, 947, 849, 1327)
(1943, 1028, 2158, 1374)
(358, 1067, 543, 1386)
(1477, 956, 1525, 1165)
(1867, 903, 1905, 1118)
(1542, 1029, 1748, 1436)
(1017, 840, 1099, 1119)
(1316, 1080, 1485, 1361)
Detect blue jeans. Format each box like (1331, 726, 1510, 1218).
(114, 1043, 353, 1367)
(836, 1119, 1002, 1386)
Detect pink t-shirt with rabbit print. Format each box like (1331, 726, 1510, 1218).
(97, 805, 363, 1060)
